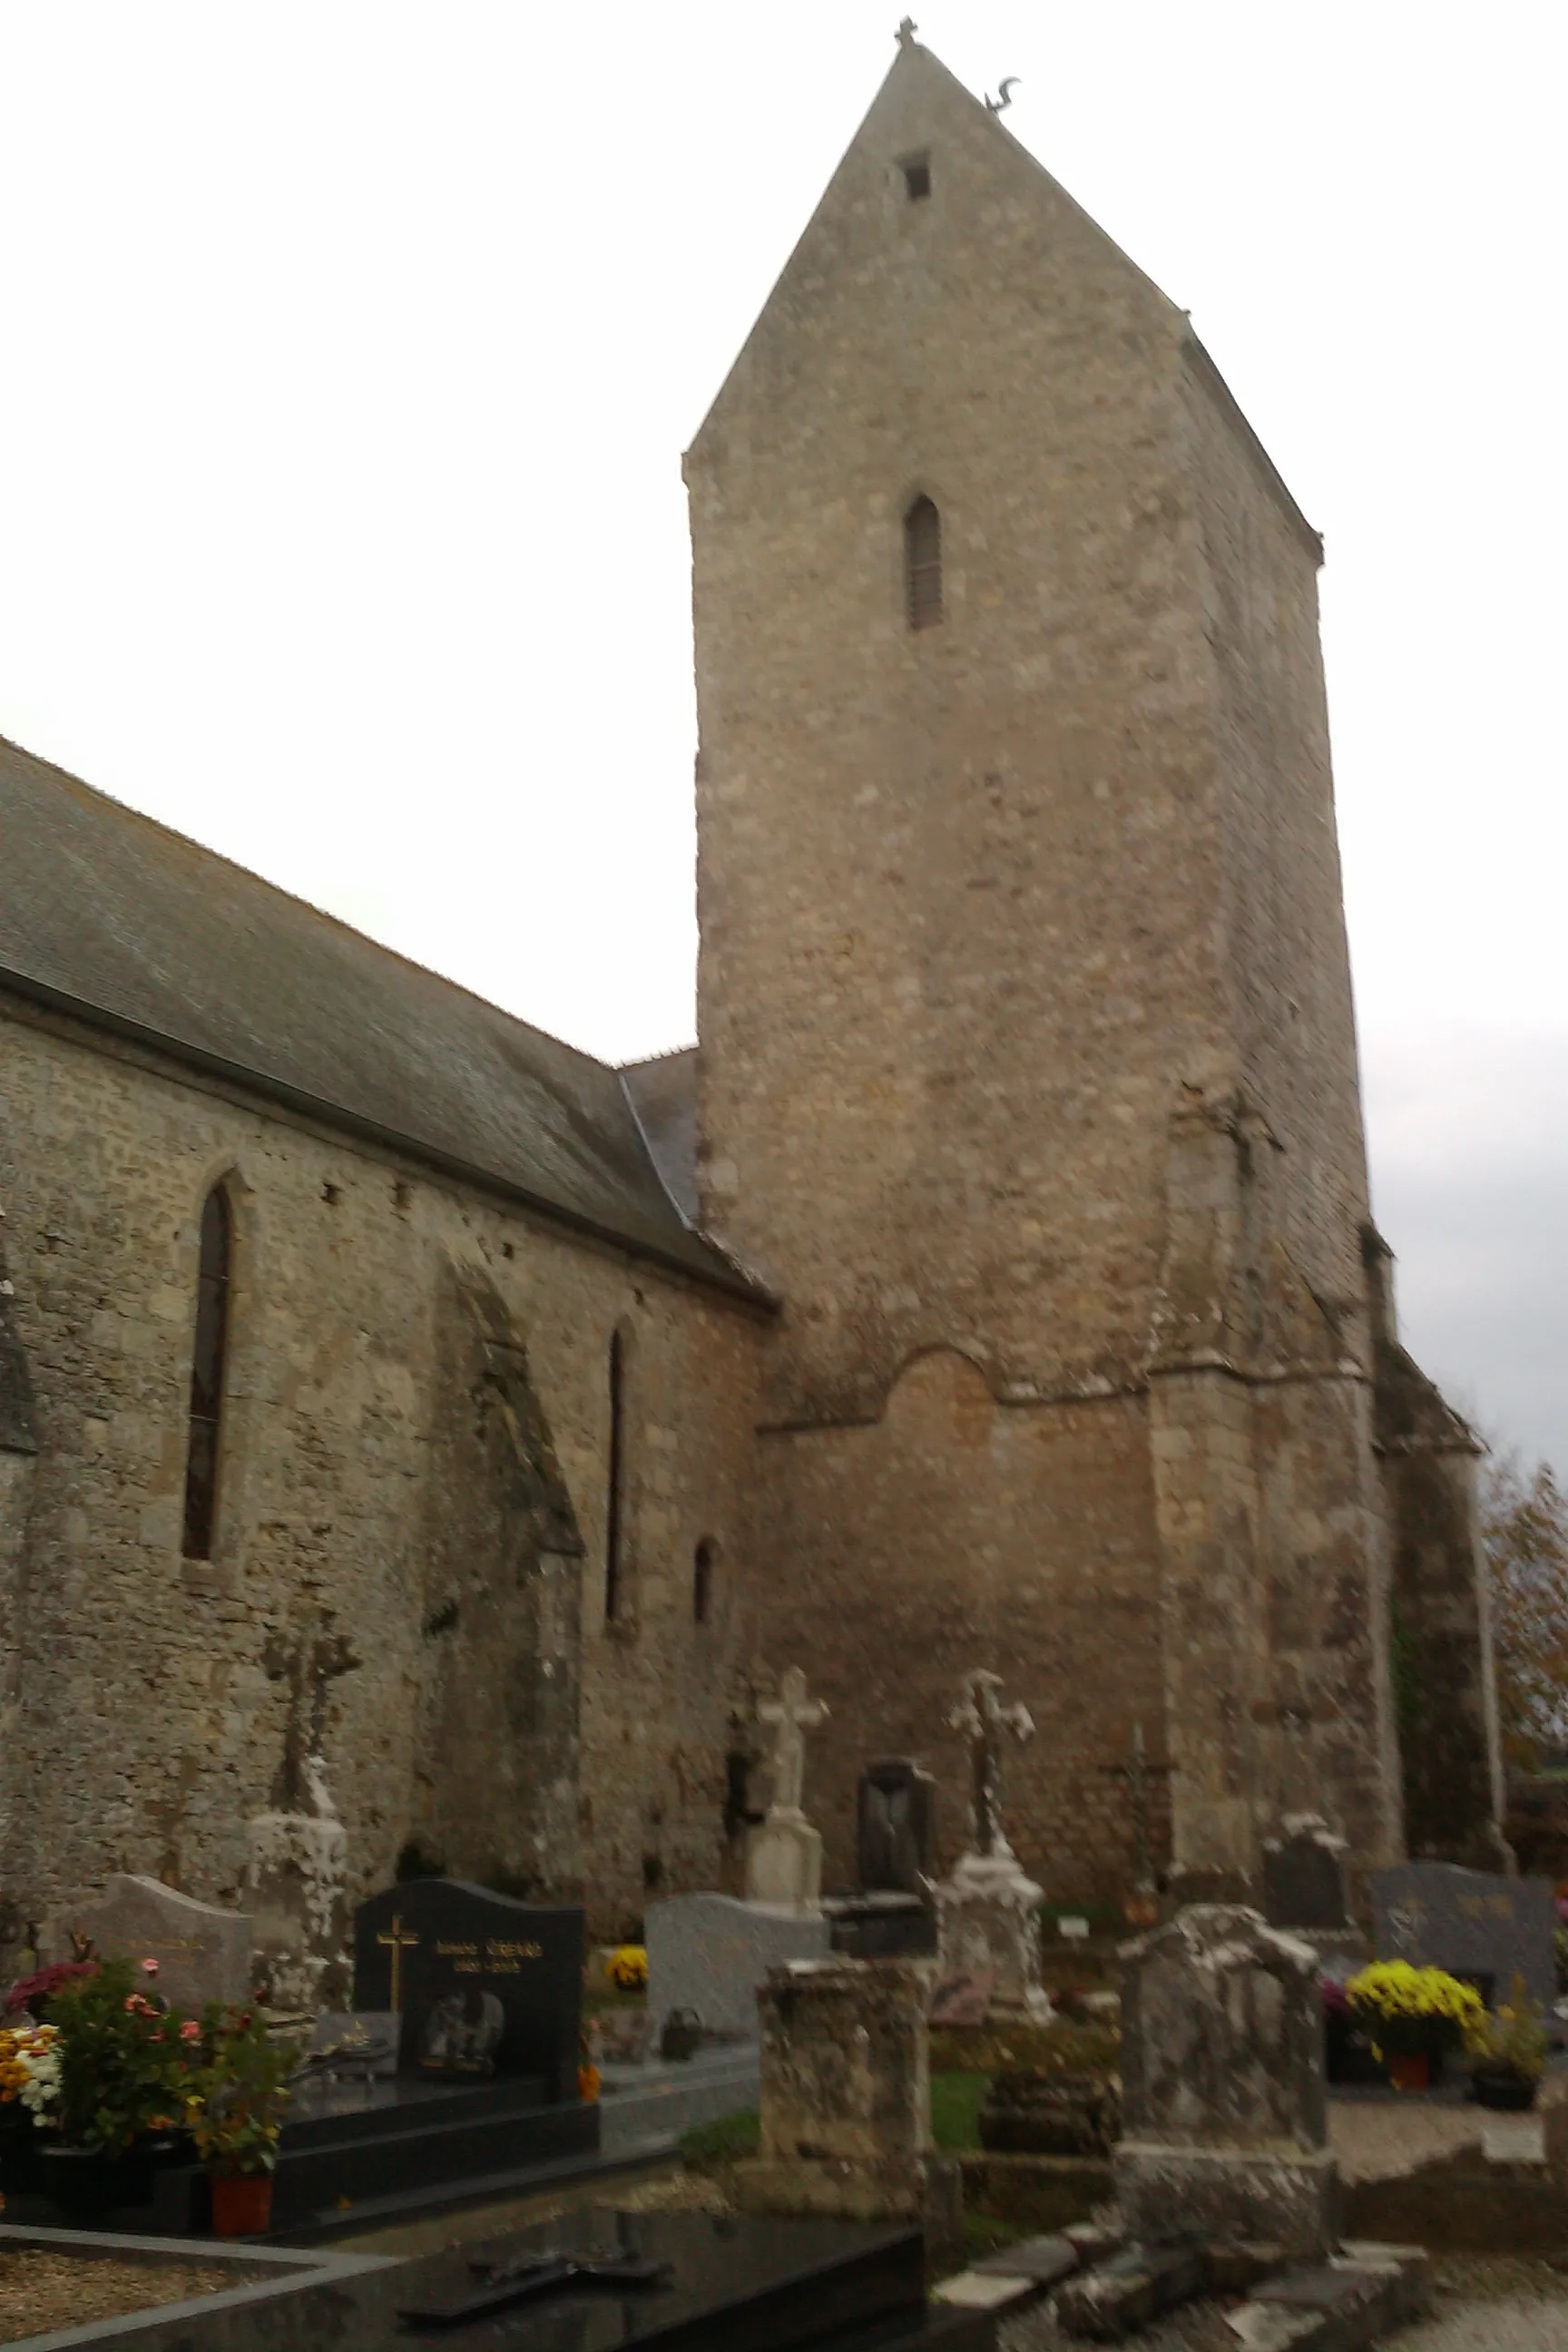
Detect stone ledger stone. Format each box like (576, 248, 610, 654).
(644, 1892, 830, 2043)
(1114, 1904, 1338, 2258)
(732, 1955, 960, 2249)
(70, 1873, 250, 2012)
(1371, 1860, 1555, 2013)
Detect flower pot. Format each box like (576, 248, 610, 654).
(1471, 2064, 1539, 2112)
(41, 2143, 154, 2218)
(211, 2169, 273, 2237)
(1387, 2051, 1431, 2093)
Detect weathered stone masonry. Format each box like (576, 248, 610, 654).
(0, 987, 767, 1953)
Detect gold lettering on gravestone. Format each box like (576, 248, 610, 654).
(377, 1913, 421, 2010)
(433, 1936, 543, 1977)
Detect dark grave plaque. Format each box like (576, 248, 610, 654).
(65, 2208, 936, 2351)
(1262, 1817, 1350, 1934)
(858, 1759, 936, 1895)
(353, 1879, 583, 2102)
(1371, 1860, 1555, 2014)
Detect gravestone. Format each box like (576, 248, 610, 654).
(69, 1875, 250, 2012)
(645, 1892, 829, 2043)
(353, 1879, 583, 2102)
(733, 1955, 961, 2250)
(1371, 1860, 1555, 2012)
(1115, 1905, 1338, 2256)
(826, 1759, 938, 1959)
(745, 1668, 829, 1915)
(1263, 1816, 1350, 1933)
(1262, 1813, 1367, 1969)
(858, 1759, 936, 1894)
(934, 1670, 1052, 2021)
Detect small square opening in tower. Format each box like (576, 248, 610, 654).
(901, 153, 931, 201)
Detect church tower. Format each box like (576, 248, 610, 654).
(688, 34, 1502, 1897)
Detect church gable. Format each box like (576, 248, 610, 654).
(688, 33, 1184, 478)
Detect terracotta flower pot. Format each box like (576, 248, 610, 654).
(211, 2169, 272, 2237)
(1387, 2050, 1430, 2093)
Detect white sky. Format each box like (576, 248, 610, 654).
(0, 1, 1563, 1469)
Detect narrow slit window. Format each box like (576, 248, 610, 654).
(905, 495, 943, 631)
(181, 1186, 231, 1559)
(902, 154, 931, 201)
(693, 1539, 716, 1625)
(605, 1329, 627, 1622)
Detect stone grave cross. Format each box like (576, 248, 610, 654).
(1097, 1720, 1174, 1891)
(949, 1669, 1033, 1861)
(758, 1667, 828, 1821)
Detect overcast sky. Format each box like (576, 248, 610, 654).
(0, 2, 1562, 1473)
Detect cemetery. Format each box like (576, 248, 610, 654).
(5, 1658, 1568, 2347)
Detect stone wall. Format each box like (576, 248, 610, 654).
(757, 1349, 1167, 1903)
(1368, 1237, 1507, 1869)
(0, 996, 766, 1954)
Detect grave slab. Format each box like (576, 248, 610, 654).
(67, 1875, 250, 2011)
(1371, 1860, 1555, 2012)
(645, 1891, 829, 2042)
(44, 2210, 979, 2350)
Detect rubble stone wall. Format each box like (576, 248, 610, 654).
(0, 997, 765, 1955)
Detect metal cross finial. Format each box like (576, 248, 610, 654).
(896, 17, 917, 49)
(757, 1666, 828, 1818)
(950, 1668, 1034, 1859)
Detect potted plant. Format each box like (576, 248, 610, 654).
(1465, 1974, 1547, 2111)
(187, 2004, 301, 2236)
(1345, 1962, 1485, 2092)
(33, 1957, 198, 2214)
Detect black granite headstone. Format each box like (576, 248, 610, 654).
(1262, 1818, 1350, 1934)
(1371, 1860, 1556, 2014)
(353, 1879, 583, 2102)
(858, 1759, 936, 1895)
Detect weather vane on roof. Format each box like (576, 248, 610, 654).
(985, 77, 1020, 113)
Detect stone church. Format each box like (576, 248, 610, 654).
(0, 32, 1505, 1963)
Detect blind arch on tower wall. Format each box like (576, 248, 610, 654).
(904, 495, 943, 631)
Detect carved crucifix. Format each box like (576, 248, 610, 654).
(262, 1616, 360, 1815)
(756, 1667, 828, 1819)
(950, 1669, 1034, 1860)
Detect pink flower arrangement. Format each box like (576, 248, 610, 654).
(141, 1958, 159, 1975)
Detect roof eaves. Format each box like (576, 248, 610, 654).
(0, 960, 776, 1312)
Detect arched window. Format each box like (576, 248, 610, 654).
(604, 1328, 628, 1622)
(181, 1185, 231, 1560)
(904, 495, 943, 631)
(693, 1538, 717, 1626)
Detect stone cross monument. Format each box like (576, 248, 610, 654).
(936, 1668, 1052, 2021)
(951, 1668, 1034, 1859)
(746, 1668, 829, 1916)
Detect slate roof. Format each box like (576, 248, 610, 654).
(0, 732, 762, 1301)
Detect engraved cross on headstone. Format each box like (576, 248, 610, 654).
(757, 1667, 828, 1819)
(950, 1669, 1034, 1860)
